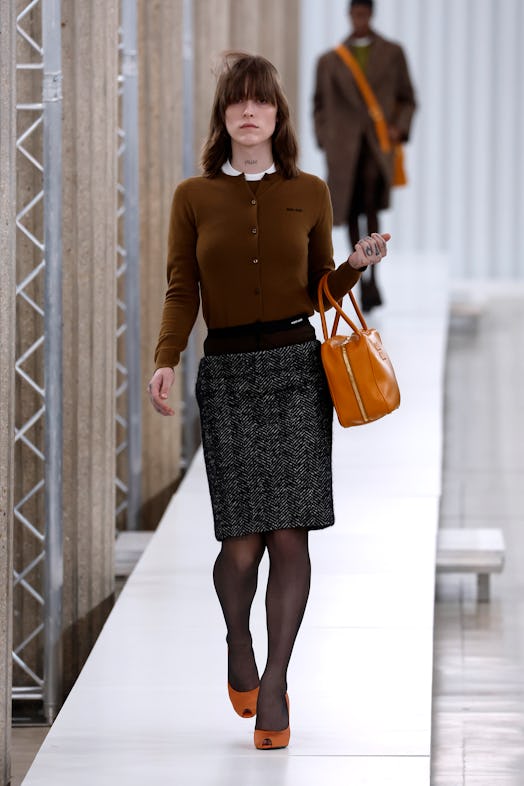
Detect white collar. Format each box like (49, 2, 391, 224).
(352, 36, 372, 47)
(221, 159, 277, 181)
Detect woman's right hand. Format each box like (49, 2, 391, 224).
(147, 367, 175, 416)
(348, 233, 391, 270)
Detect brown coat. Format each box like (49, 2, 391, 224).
(313, 32, 416, 225)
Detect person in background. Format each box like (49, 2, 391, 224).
(147, 51, 389, 751)
(313, 0, 416, 311)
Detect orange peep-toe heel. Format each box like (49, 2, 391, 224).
(227, 683, 259, 719)
(254, 694, 290, 750)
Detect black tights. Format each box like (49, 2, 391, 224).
(213, 529, 311, 731)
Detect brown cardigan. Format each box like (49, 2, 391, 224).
(154, 170, 361, 369)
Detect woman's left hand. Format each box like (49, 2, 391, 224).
(348, 232, 391, 271)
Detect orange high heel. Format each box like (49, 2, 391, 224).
(254, 694, 290, 750)
(228, 683, 259, 718)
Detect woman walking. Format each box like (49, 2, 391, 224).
(148, 52, 389, 750)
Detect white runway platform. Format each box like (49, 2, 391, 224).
(23, 249, 448, 785)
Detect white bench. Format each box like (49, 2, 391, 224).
(436, 528, 505, 602)
(115, 530, 154, 577)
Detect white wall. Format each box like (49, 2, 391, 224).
(299, 0, 524, 279)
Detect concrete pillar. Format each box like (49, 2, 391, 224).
(60, 0, 119, 693)
(0, 1, 16, 781)
(229, 0, 261, 53)
(194, 0, 230, 157)
(257, 0, 300, 120)
(137, 0, 185, 525)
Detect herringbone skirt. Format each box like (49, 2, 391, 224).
(195, 340, 334, 541)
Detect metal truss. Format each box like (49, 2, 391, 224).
(180, 0, 200, 470)
(115, 0, 142, 531)
(14, 0, 63, 724)
(115, 24, 128, 527)
(14, 0, 46, 712)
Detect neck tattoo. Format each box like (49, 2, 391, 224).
(245, 159, 258, 165)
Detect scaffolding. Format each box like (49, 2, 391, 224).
(13, 0, 144, 724)
(12, 0, 197, 725)
(180, 0, 200, 469)
(116, 0, 142, 531)
(13, 0, 63, 723)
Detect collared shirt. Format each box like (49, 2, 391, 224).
(221, 160, 277, 180)
(350, 36, 373, 71)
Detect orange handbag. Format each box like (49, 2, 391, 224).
(318, 273, 400, 427)
(392, 143, 407, 187)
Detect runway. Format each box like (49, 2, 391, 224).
(22, 248, 448, 785)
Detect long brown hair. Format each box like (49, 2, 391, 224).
(201, 52, 299, 179)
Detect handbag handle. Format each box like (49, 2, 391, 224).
(317, 273, 368, 340)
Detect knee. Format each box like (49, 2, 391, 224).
(229, 550, 261, 578)
(266, 529, 310, 565)
(217, 538, 264, 578)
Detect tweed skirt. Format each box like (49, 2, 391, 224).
(195, 340, 334, 541)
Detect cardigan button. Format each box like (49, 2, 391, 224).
(251, 227, 257, 234)
(251, 199, 257, 205)
(252, 258, 259, 264)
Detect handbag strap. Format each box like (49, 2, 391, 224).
(317, 273, 368, 340)
(334, 44, 391, 154)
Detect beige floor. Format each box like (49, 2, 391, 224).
(431, 297, 524, 785)
(10, 729, 48, 786)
